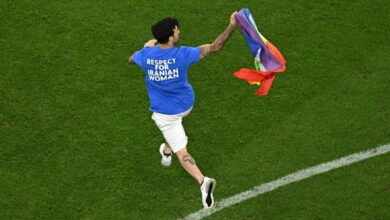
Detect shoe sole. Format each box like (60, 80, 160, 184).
(205, 179, 216, 208)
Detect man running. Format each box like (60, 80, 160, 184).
(129, 12, 237, 208)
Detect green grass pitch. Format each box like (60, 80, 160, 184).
(1, 0, 389, 219)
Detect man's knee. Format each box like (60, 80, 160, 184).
(176, 147, 188, 156)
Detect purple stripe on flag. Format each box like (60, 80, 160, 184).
(236, 9, 283, 72)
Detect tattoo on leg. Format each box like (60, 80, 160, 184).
(182, 155, 196, 165)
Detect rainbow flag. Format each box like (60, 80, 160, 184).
(234, 8, 286, 96)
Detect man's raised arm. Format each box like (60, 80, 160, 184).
(199, 12, 238, 59)
(128, 39, 157, 63)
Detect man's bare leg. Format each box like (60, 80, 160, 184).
(174, 145, 216, 208)
(176, 147, 204, 184)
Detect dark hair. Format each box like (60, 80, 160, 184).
(151, 17, 179, 44)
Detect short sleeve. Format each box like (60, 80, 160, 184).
(131, 50, 143, 67)
(181, 46, 201, 66)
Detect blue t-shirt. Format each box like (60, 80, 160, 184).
(132, 46, 201, 115)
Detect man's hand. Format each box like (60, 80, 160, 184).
(230, 11, 238, 27)
(199, 11, 238, 59)
(144, 39, 157, 47)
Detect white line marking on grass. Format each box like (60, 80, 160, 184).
(183, 144, 390, 220)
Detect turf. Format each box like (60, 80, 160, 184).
(1, 0, 389, 219)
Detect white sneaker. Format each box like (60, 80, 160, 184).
(200, 177, 216, 208)
(159, 143, 172, 167)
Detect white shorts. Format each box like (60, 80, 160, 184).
(151, 108, 192, 153)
